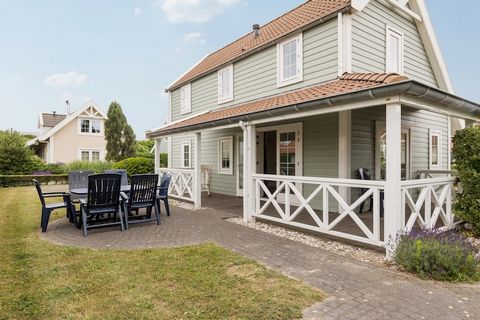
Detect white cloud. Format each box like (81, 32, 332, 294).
(183, 32, 206, 44)
(157, 0, 242, 23)
(134, 7, 142, 16)
(43, 71, 89, 87)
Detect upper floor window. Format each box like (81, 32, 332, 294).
(218, 65, 234, 103)
(429, 130, 442, 169)
(277, 34, 303, 87)
(180, 84, 192, 114)
(386, 26, 404, 74)
(181, 141, 191, 168)
(79, 118, 102, 135)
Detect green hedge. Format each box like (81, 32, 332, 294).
(0, 175, 68, 187)
(112, 157, 154, 177)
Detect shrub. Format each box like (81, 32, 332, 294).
(44, 163, 67, 174)
(0, 130, 36, 175)
(160, 153, 168, 168)
(452, 126, 480, 235)
(394, 230, 480, 282)
(112, 157, 154, 177)
(0, 174, 68, 187)
(64, 161, 113, 174)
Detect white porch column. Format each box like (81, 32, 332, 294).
(384, 103, 403, 258)
(154, 138, 162, 173)
(243, 124, 256, 222)
(194, 132, 202, 209)
(338, 110, 352, 202)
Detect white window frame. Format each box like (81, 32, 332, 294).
(78, 149, 103, 162)
(277, 34, 303, 88)
(218, 65, 234, 104)
(180, 141, 192, 168)
(386, 26, 404, 74)
(77, 118, 103, 136)
(429, 129, 442, 169)
(180, 83, 192, 115)
(218, 136, 234, 175)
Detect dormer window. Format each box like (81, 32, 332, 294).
(180, 83, 192, 114)
(386, 26, 404, 74)
(277, 34, 303, 87)
(218, 65, 234, 104)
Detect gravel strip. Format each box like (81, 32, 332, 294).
(169, 199, 196, 211)
(228, 217, 386, 265)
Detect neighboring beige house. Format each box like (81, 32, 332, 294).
(28, 102, 107, 164)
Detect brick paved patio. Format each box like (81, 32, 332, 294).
(42, 194, 480, 320)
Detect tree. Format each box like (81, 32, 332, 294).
(135, 140, 155, 159)
(104, 101, 136, 162)
(452, 126, 480, 234)
(0, 130, 37, 175)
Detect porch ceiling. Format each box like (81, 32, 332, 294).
(146, 73, 480, 138)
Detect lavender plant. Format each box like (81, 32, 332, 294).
(392, 229, 480, 282)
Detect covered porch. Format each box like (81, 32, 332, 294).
(147, 74, 480, 256)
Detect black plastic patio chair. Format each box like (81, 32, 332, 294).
(356, 168, 384, 216)
(33, 179, 75, 232)
(104, 169, 129, 186)
(156, 174, 172, 216)
(68, 170, 94, 201)
(80, 174, 124, 237)
(121, 174, 160, 229)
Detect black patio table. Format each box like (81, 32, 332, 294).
(70, 185, 131, 195)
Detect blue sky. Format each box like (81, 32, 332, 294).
(0, 0, 479, 137)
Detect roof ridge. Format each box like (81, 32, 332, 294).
(340, 72, 409, 84)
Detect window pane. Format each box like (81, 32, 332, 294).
(183, 145, 190, 167)
(91, 120, 101, 133)
(81, 151, 90, 161)
(92, 151, 100, 161)
(279, 132, 296, 176)
(220, 140, 231, 169)
(81, 119, 90, 133)
(282, 40, 297, 79)
(221, 69, 230, 98)
(388, 33, 400, 73)
(431, 135, 439, 165)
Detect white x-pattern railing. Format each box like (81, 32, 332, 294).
(158, 168, 195, 202)
(401, 177, 457, 232)
(252, 174, 385, 247)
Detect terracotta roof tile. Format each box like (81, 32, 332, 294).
(41, 113, 67, 127)
(168, 0, 351, 90)
(150, 73, 409, 136)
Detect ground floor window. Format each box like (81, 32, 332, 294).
(429, 129, 442, 169)
(181, 142, 191, 168)
(80, 150, 101, 162)
(218, 136, 233, 175)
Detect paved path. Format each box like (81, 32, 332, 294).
(42, 204, 480, 320)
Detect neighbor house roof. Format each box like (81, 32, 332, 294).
(41, 113, 67, 127)
(167, 0, 350, 90)
(149, 73, 408, 137)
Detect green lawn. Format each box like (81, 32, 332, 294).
(0, 186, 324, 320)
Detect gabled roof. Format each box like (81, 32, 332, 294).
(167, 0, 351, 91)
(149, 73, 408, 137)
(27, 101, 107, 146)
(40, 113, 67, 127)
(167, 0, 453, 94)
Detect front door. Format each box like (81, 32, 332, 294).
(257, 123, 303, 202)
